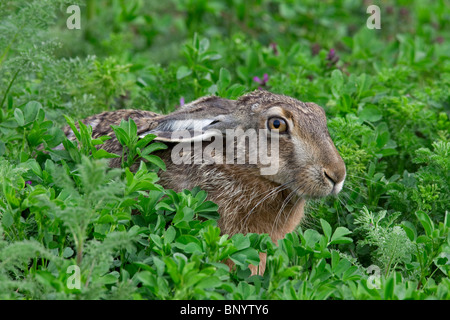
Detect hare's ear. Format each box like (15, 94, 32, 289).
(137, 96, 241, 143)
(138, 115, 239, 143)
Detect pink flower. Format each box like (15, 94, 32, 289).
(253, 73, 269, 89)
(270, 42, 279, 56)
(327, 48, 336, 60)
(326, 48, 339, 66)
(311, 43, 321, 56)
(179, 97, 185, 106)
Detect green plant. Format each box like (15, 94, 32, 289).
(0, 0, 449, 301)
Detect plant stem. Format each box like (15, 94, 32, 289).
(0, 68, 20, 110)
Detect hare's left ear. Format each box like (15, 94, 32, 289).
(138, 118, 217, 142)
(138, 114, 241, 143)
(137, 96, 240, 143)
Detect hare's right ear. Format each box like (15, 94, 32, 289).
(138, 96, 241, 143)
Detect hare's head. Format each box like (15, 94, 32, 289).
(140, 90, 346, 199)
(244, 90, 345, 197)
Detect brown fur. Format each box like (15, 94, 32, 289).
(63, 90, 346, 275)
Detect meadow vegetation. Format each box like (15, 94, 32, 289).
(0, 0, 449, 299)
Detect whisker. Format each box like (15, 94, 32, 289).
(249, 179, 296, 202)
(345, 173, 379, 183)
(239, 179, 295, 232)
(271, 185, 302, 237)
(342, 185, 362, 195)
(283, 188, 306, 228)
(337, 195, 349, 208)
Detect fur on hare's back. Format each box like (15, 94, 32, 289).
(66, 90, 346, 273)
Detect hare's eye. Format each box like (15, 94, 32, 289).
(268, 117, 288, 132)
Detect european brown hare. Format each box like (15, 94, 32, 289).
(64, 90, 346, 275)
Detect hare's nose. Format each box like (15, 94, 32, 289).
(323, 162, 346, 194)
(324, 170, 337, 185)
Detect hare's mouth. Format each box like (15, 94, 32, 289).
(284, 180, 335, 200)
(282, 165, 345, 199)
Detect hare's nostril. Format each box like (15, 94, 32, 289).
(323, 170, 336, 185)
(323, 168, 345, 194)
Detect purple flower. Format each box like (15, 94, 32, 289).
(25, 180, 32, 185)
(174, 97, 185, 109)
(399, 7, 409, 17)
(327, 48, 336, 60)
(253, 73, 269, 90)
(311, 43, 321, 56)
(326, 48, 339, 66)
(270, 42, 279, 56)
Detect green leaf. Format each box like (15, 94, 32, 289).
(320, 219, 332, 242)
(44, 127, 66, 148)
(93, 148, 120, 159)
(1, 211, 14, 228)
(137, 270, 156, 287)
(303, 229, 322, 249)
(196, 276, 221, 289)
(224, 83, 245, 99)
(164, 226, 176, 245)
(22, 158, 42, 178)
(97, 272, 119, 285)
(0, 142, 5, 157)
(14, 108, 24, 126)
(330, 227, 352, 245)
(156, 201, 175, 212)
(141, 142, 167, 155)
(232, 233, 251, 251)
(62, 247, 74, 258)
(143, 154, 166, 171)
(127, 118, 138, 138)
(152, 257, 166, 277)
(136, 134, 157, 149)
(177, 66, 192, 80)
(383, 276, 395, 299)
(444, 211, 449, 229)
(111, 126, 128, 146)
(376, 123, 390, 148)
(416, 211, 434, 236)
(23, 101, 42, 124)
(330, 69, 344, 99)
(173, 207, 194, 225)
(359, 105, 382, 122)
(401, 221, 417, 241)
(150, 234, 162, 248)
(199, 38, 210, 54)
(195, 201, 218, 213)
(356, 73, 372, 97)
(231, 247, 260, 266)
(217, 67, 231, 92)
(175, 234, 202, 252)
(63, 115, 81, 141)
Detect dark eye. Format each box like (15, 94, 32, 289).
(268, 117, 288, 132)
